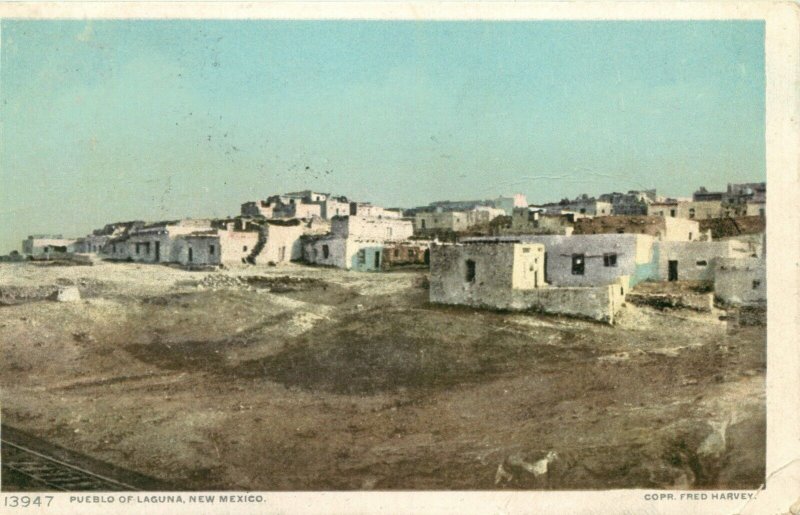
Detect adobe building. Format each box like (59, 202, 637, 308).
(250, 218, 329, 265)
(540, 194, 614, 216)
(414, 206, 506, 232)
(573, 215, 704, 242)
(241, 191, 338, 220)
(302, 215, 415, 272)
(21, 235, 78, 256)
(349, 202, 403, 219)
(125, 219, 214, 264)
(381, 241, 431, 269)
(714, 256, 766, 306)
(492, 194, 529, 215)
(502, 208, 575, 236)
(598, 190, 657, 216)
(647, 200, 724, 220)
(655, 240, 756, 282)
(462, 234, 657, 289)
(429, 241, 626, 324)
(174, 228, 259, 267)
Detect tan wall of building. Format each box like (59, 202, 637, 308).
(648, 200, 723, 220)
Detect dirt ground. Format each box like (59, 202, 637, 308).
(0, 261, 765, 490)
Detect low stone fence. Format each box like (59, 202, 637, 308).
(626, 292, 714, 312)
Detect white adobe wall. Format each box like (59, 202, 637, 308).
(105, 240, 132, 260)
(512, 244, 546, 289)
(344, 239, 386, 271)
(127, 232, 170, 263)
(127, 222, 214, 264)
(429, 243, 622, 323)
(714, 257, 766, 305)
(332, 216, 413, 241)
(322, 199, 350, 219)
(429, 243, 518, 304)
(717, 235, 764, 257)
(520, 234, 654, 287)
(663, 217, 702, 241)
(175, 236, 221, 266)
(221, 231, 258, 264)
(656, 240, 750, 281)
(261, 224, 306, 263)
(414, 211, 471, 231)
(429, 243, 545, 304)
(304, 236, 348, 268)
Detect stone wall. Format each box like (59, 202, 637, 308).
(382, 241, 430, 269)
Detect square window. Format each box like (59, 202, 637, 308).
(752, 280, 761, 289)
(603, 253, 617, 267)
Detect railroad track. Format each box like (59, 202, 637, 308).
(1, 438, 139, 491)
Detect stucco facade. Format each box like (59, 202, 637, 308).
(655, 240, 755, 282)
(648, 200, 724, 220)
(332, 216, 414, 241)
(125, 220, 213, 264)
(714, 257, 766, 305)
(303, 235, 386, 272)
(462, 234, 656, 288)
(414, 206, 506, 232)
(429, 242, 624, 323)
(429, 242, 546, 299)
(174, 229, 259, 266)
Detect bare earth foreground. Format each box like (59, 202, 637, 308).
(0, 262, 765, 490)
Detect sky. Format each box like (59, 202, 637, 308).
(0, 20, 765, 252)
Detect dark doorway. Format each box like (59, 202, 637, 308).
(465, 259, 476, 282)
(188, 247, 193, 263)
(374, 251, 380, 269)
(571, 254, 585, 275)
(544, 252, 548, 283)
(668, 260, 678, 281)
(155, 241, 160, 262)
(424, 248, 430, 265)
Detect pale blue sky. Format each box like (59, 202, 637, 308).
(0, 21, 764, 252)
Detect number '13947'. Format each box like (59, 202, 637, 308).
(4, 496, 54, 508)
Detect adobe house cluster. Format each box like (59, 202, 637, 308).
(429, 241, 626, 324)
